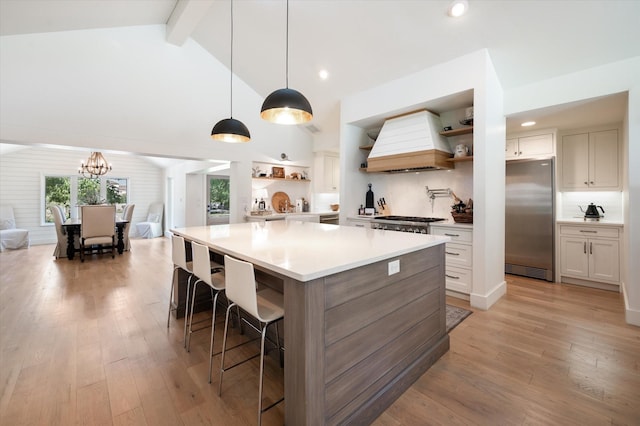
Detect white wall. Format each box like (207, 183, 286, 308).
(340, 49, 506, 310)
(0, 145, 163, 245)
(503, 56, 640, 325)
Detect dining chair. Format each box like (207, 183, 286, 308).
(188, 241, 225, 383)
(80, 205, 115, 262)
(218, 255, 284, 426)
(121, 204, 135, 251)
(50, 204, 77, 258)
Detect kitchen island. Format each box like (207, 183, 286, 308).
(171, 221, 450, 425)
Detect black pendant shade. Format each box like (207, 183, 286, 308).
(211, 117, 251, 143)
(211, 0, 250, 143)
(261, 0, 313, 125)
(260, 88, 313, 125)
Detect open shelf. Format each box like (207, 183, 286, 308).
(439, 127, 473, 137)
(446, 156, 473, 163)
(359, 145, 374, 151)
(252, 177, 311, 182)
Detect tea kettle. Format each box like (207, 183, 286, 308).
(580, 203, 605, 219)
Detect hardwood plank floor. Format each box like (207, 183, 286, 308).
(1, 239, 638, 425)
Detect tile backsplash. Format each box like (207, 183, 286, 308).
(558, 191, 623, 221)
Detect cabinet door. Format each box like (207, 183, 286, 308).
(323, 155, 340, 192)
(560, 236, 589, 278)
(589, 238, 620, 282)
(505, 138, 519, 159)
(561, 133, 589, 189)
(519, 134, 553, 158)
(589, 129, 619, 189)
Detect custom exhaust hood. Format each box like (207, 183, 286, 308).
(366, 110, 453, 172)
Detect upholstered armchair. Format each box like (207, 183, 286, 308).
(0, 205, 30, 252)
(136, 202, 163, 238)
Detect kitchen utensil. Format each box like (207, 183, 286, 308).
(271, 191, 291, 213)
(366, 183, 374, 208)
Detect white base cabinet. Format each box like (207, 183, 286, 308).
(430, 224, 473, 294)
(559, 224, 620, 286)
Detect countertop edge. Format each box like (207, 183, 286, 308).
(557, 219, 624, 227)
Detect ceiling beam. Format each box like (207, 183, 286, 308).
(166, 0, 214, 46)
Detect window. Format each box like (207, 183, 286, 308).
(42, 175, 129, 224)
(44, 176, 71, 223)
(208, 176, 229, 214)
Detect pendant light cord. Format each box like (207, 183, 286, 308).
(230, 0, 234, 118)
(285, 0, 289, 88)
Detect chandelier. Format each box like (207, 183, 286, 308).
(78, 152, 112, 178)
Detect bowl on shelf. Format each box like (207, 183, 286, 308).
(330, 204, 340, 211)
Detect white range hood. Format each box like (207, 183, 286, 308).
(367, 110, 453, 172)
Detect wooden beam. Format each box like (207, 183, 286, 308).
(166, 0, 215, 46)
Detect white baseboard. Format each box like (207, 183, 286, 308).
(470, 280, 507, 310)
(622, 282, 640, 327)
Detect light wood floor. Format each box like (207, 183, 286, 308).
(1, 239, 638, 425)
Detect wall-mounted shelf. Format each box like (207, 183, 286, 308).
(446, 156, 473, 163)
(439, 127, 473, 137)
(359, 145, 374, 151)
(252, 177, 311, 182)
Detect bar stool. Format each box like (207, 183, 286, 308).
(218, 255, 284, 426)
(187, 241, 225, 383)
(167, 234, 194, 347)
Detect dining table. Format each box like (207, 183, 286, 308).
(61, 218, 129, 260)
(171, 221, 450, 425)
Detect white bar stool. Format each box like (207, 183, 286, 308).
(218, 255, 284, 426)
(187, 241, 225, 382)
(167, 234, 195, 347)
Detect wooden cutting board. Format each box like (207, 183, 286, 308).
(271, 191, 291, 213)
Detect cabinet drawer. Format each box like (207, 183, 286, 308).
(445, 265, 472, 294)
(559, 225, 619, 238)
(431, 227, 472, 243)
(445, 242, 472, 268)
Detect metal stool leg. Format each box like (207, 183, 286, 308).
(182, 274, 192, 348)
(166, 267, 177, 328)
(186, 278, 202, 352)
(257, 322, 268, 426)
(218, 302, 235, 396)
(208, 290, 222, 383)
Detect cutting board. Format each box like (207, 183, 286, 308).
(271, 191, 291, 213)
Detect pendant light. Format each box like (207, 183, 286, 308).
(260, 0, 313, 125)
(211, 0, 251, 143)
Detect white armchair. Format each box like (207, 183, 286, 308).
(136, 202, 163, 239)
(0, 205, 30, 252)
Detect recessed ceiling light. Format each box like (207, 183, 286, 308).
(319, 69, 329, 80)
(521, 121, 536, 127)
(448, 0, 468, 17)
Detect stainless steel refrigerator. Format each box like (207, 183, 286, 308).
(505, 158, 554, 281)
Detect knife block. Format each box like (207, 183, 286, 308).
(379, 204, 391, 216)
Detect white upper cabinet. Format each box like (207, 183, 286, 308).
(505, 133, 554, 160)
(560, 129, 619, 190)
(316, 153, 340, 192)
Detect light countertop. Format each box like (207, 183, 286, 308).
(171, 221, 449, 282)
(246, 211, 338, 220)
(557, 218, 624, 227)
(429, 220, 473, 229)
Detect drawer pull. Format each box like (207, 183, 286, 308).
(579, 230, 597, 233)
(444, 233, 459, 237)
(445, 274, 460, 280)
(445, 251, 460, 256)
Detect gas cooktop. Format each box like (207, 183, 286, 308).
(373, 216, 445, 223)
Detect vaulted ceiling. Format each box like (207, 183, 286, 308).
(2, 0, 639, 140)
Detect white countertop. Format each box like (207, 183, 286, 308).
(171, 221, 449, 282)
(246, 211, 338, 220)
(429, 220, 473, 229)
(557, 218, 624, 227)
